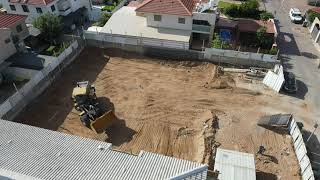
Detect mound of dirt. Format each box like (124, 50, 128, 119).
(205, 75, 235, 89)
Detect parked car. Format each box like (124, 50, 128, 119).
(289, 8, 303, 23)
(283, 71, 297, 93)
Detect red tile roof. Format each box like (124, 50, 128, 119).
(128, 1, 142, 7)
(135, 0, 196, 16)
(238, 19, 275, 34)
(8, 0, 55, 6)
(0, 13, 27, 28)
(311, 7, 320, 14)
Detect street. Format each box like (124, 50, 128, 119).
(264, 0, 320, 170)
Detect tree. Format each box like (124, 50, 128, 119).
(211, 33, 230, 49)
(33, 13, 62, 44)
(225, 4, 239, 17)
(256, 27, 273, 48)
(260, 12, 274, 21)
(239, 0, 259, 18)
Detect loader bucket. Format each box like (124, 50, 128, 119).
(90, 110, 117, 134)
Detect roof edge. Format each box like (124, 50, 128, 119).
(169, 165, 208, 180)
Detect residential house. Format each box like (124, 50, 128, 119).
(0, 13, 29, 63)
(0, 13, 29, 43)
(0, 28, 16, 64)
(215, 17, 276, 49)
(135, 0, 217, 48)
(96, 0, 217, 50)
(1, 0, 91, 23)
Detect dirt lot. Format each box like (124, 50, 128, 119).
(16, 47, 305, 179)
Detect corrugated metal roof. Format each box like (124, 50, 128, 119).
(0, 119, 208, 180)
(263, 64, 285, 92)
(214, 148, 256, 180)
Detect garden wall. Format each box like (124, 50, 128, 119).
(0, 40, 84, 120)
(84, 30, 277, 68)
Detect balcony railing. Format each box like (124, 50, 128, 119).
(192, 25, 211, 33)
(59, 7, 72, 16)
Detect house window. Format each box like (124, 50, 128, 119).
(21, 5, 29, 12)
(4, 38, 11, 44)
(178, 17, 185, 24)
(16, 24, 23, 33)
(9, 5, 16, 11)
(36, 7, 43, 13)
(154, 15, 161, 22)
(51, 5, 56, 12)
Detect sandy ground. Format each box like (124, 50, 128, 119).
(15, 47, 307, 179)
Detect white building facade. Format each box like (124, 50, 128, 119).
(0, 28, 16, 64)
(1, 0, 91, 23)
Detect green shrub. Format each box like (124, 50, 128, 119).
(101, 3, 116, 12)
(45, 43, 70, 56)
(218, 1, 238, 13)
(211, 33, 230, 49)
(218, 0, 265, 19)
(46, 46, 56, 56)
(307, 10, 320, 23)
(269, 47, 278, 55)
(225, 4, 239, 17)
(256, 27, 273, 48)
(239, 0, 259, 18)
(308, 0, 320, 6)
(0, 4, 3, 9)
(93, 13, 111, 27)
(260, 11, 274, 21)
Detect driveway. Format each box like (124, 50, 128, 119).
(264, 0, 320, 170)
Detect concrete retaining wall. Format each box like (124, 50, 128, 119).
(0, 40, 84, 120)
(85, 31, 277, 68)
(3, 67, 39, 80)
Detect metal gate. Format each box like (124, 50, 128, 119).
(311, 24, 320, 41)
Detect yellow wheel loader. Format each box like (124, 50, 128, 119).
(72, 81, 117, 133)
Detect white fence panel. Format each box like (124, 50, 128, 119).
(263, 64, 285, 92)
(0, 100, 12, 116)
(296, 144, 307, 162)
(289, 118, 297, 135)
(289, 118, 315, 180)
(292, 127, 300, 142)
(302, 165, 315, 180)
(300, 155, 311, 172)
(294, 134, 304, 149)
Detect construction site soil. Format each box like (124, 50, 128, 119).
(16, 47, 303, 179)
